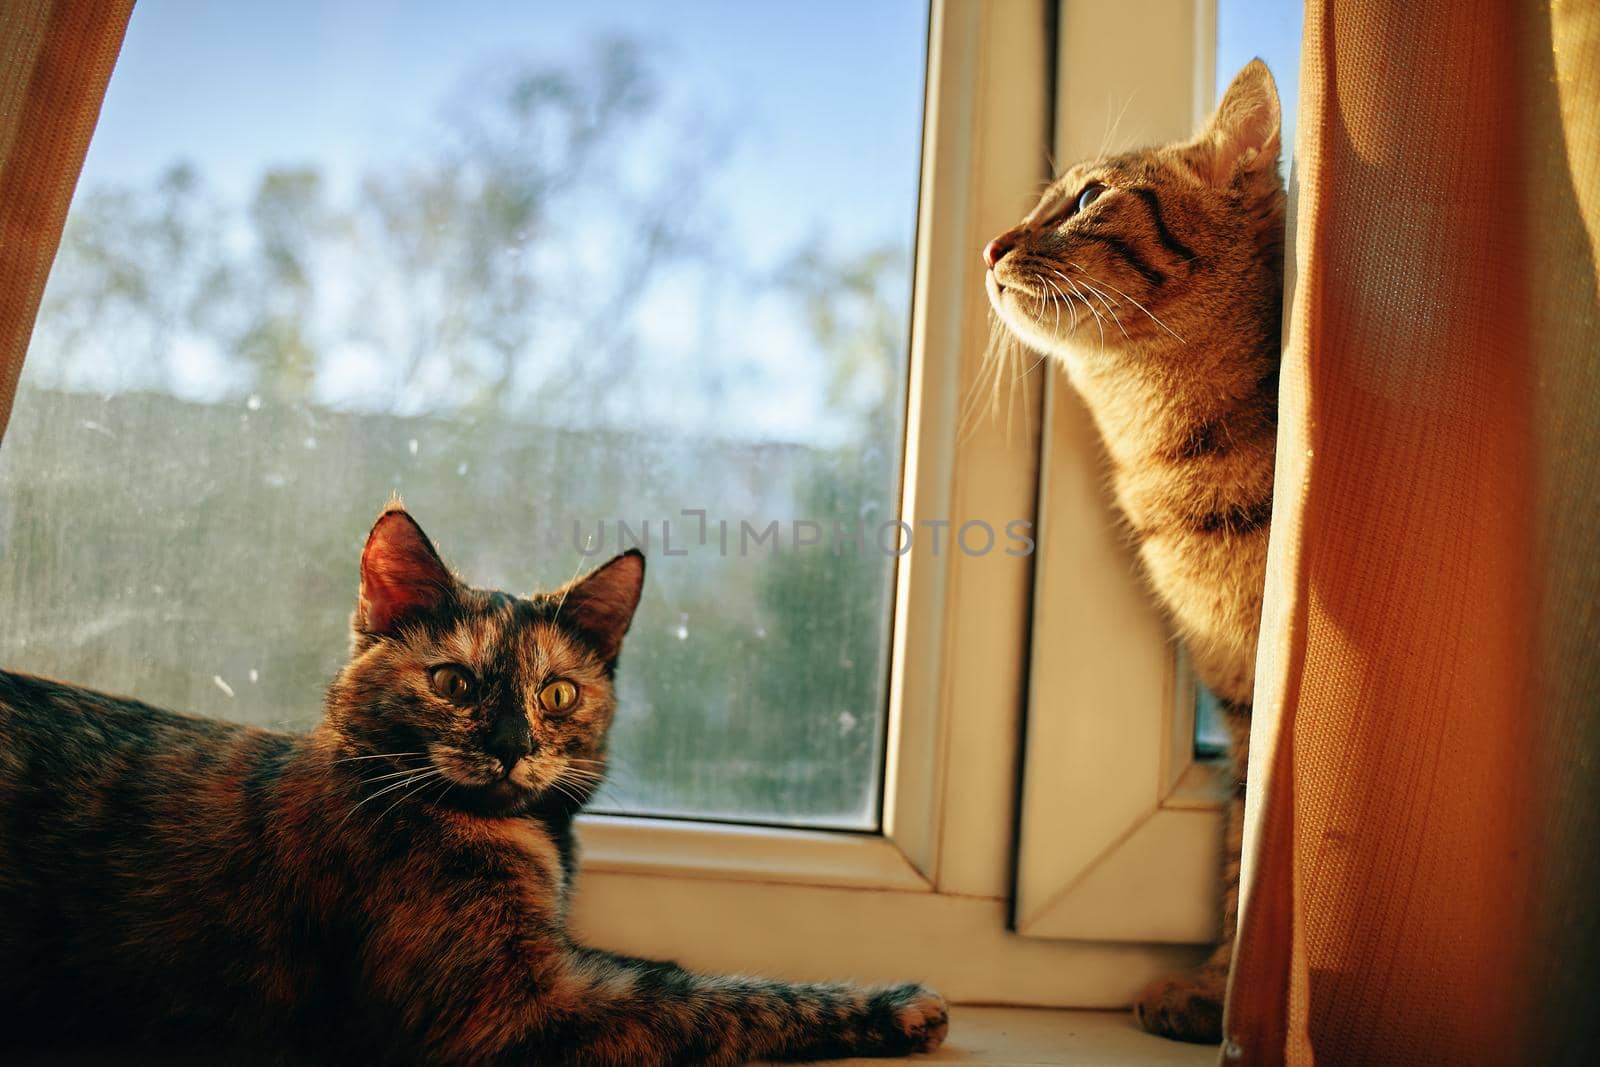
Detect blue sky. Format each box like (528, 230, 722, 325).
(60, 1, 930, 443)
(1217, 0, 1304, 177)
(83, 0, 929, 270)
(83, 0, 1303, 272)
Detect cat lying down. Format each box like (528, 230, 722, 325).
(0, 504, 947, 1065)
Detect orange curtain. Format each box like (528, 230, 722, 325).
(0, 0, 132, 446)
(1227, 1, 1600, 1064)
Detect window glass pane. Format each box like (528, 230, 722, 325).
(1196, 2, 1302, 756)
(1195, 684, 1233, 757)
(0, 0, 929, 830)
(1217, 0, 1303, 179)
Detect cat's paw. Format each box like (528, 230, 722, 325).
(873, 983, 949, 1056)
(1133, 968, 1225, 1044)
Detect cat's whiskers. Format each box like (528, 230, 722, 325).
(356, 766, 439, 800)
(1059, 273, 1123, 345)
(1059, 269, 1117, 316)
(1039, 275, 1079, 336)
(563, 756, 633, 807)
(559, 758, 607, 773)
(1098, 91, 1136, 159)
(1053, 270, 1107, 352)
(956, 359, 988, 440)
(372, 768, 448, 824)
(1076, 281, 1131, 340)
(543, 761, 613, 808)
(959, 317, 1012, 438)
(333, 751, 428, 764)
(1022, 274, 1078, 377)
(1027, 279, 1049, 332)
(554, 765, 606, 788)
(341, 766, 446, 826)
(1062, 278, 1085, 335)
(562, 771, 611, 790)
(557, 769, 606, 789)
(544, 774, 590, 808)
(1034, 272, 1065, 336)
(1045, 267, 1129, 341)
(357, 763, 441, 787)
(1016, 349, 1051, 381)
(1068, 263, 1186, 344)
(986, 316, 1017, 406)
(1037, 274, 1071, 339)
(1013, 255, 1085, 348)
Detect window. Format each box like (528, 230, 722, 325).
(0, 0, 929, 830)
(0, 0, 1272, 1006)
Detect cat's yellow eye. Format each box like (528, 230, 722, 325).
(538, 679, 579, 715)
(1075, 183, 1107, 215)
(428, 664, 476, 705)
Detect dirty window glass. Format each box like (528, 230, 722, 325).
(0, 0, 929, 830)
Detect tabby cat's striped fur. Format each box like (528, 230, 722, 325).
(983, 61, 1284, 1044)
(0, 506, 947, 1065)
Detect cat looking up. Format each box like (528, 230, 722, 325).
(983, 60, 1285, 1044)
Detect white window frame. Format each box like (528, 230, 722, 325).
(571, 0, 1226, 1007)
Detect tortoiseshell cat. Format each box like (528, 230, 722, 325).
(983, 61, 1284, 1044)
(0, 506, 948, 1065)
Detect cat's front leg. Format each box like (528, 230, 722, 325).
(511, 946, 947, 1065)
(1134, 709, 1249, 1044)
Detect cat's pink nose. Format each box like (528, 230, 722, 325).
(983, 232, 1016, 269)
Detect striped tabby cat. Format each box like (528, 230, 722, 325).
(0, 506, 948, 1065)
(983, 61, 1284, 1044)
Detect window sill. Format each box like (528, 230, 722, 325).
(577, 813, 930, 891)
(6, 1008, 1216, 1066)
(811, 1006, 1218, 1067)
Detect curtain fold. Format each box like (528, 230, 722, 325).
(0, 0, 132, 447)
(1227, 1, 1600, 1064)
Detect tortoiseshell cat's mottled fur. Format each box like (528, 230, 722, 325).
(984, 62, 1285, 1044)
(0, 506, 947, 1065)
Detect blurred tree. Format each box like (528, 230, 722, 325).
(34, 162, 237, 396)
(776, 239, 911, 433)
(731, 240, 911, 819)
(31, 38, 726, 422)
(235, 169, 330, 402)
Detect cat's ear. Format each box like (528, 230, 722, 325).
(356, 507, 458, 638)
(555, 550, 645, 663)
(1191, 58, 1280, 185)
